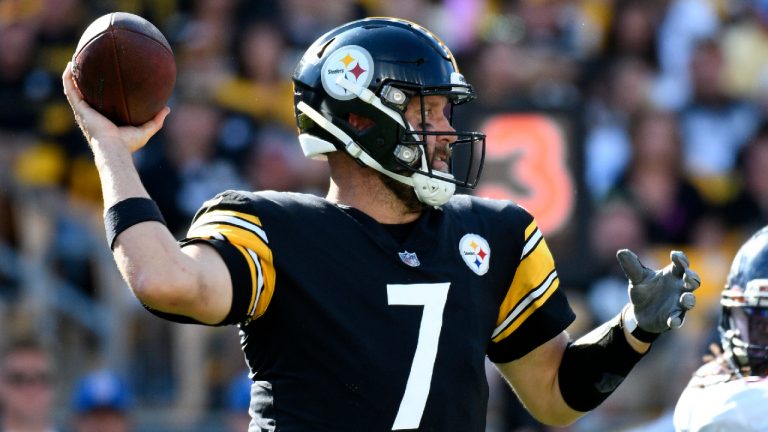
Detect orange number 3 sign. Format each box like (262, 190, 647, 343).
(477, 113, 574, 234)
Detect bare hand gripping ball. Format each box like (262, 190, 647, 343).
(72, 12, 176, 126)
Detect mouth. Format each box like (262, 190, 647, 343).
(431, 147, 451, 173)
(432, 155, 449, 173)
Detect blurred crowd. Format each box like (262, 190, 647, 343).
(1, 0, 768, 430)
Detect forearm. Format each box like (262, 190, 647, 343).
(557, 310, 647, 413)
(495, 333, 582, 426)
(91, 137, 151, 205)
(91, 139, 189, 304)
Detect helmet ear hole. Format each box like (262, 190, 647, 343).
(348, 113, 375, 132)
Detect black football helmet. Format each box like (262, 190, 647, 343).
(720, 226, 768, 376)
(292, 17, 485, 206)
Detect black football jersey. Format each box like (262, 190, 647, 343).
(182, 190, 574, 432)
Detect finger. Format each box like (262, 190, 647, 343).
(616, 249, 647, 284)
(683, 269, 701, 291)
(667, 311, 685, 329)
(670, 251, 689, 278)
(138, 106, 171, 138)
(62, 62, 81, 106)
(62, 62, 90, 116)
(680, 292, 696, 310)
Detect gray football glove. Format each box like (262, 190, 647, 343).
(617, 249, 701, 334)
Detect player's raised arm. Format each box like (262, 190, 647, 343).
(62, 61, 232, 326)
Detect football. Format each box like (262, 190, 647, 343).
(71, 12, 176, 126)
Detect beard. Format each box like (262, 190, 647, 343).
(378, 172, 428, 214)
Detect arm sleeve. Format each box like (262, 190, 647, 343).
(487, 219, 575, 363)
(179, 191, 277, 325)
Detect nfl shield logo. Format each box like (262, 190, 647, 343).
(398, 251, 421, 267)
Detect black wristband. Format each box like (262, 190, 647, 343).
(104, 197, 166, 250)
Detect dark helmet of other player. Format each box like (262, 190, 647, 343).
(292, 17, 486, 206)
(720, 226, 768, 376)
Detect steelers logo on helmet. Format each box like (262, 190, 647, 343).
(321, 45, 374, 100)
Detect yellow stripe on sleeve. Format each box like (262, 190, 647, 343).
(492, 227, 560, 342)
(492, 276, 560, 342)
(188, 210, 267, 244)
(524, 220, 537, 239)
(188, 224, 276, 319)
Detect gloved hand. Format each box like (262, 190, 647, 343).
(617, 249, 701, 336)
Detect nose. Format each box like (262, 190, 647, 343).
(435, 114, 457, 145)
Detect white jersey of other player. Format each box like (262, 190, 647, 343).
(673, 360, 768, 432)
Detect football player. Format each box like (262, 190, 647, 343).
(673, 226, 768, 432)
(63, 17, 700, 431)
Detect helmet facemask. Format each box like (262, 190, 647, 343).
(383, 82, 486, 191)
(322, 73, 485, 207)
(720, 279, 768, 376)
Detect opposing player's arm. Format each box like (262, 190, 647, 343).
(63, 63, 233, 325)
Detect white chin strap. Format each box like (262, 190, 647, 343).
(296, 100, 455, 207)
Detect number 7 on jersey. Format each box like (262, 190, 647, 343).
(387, 283, 450, 430)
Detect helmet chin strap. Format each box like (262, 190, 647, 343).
(296, 101, 456, 206)
(408, 140, 455, 206)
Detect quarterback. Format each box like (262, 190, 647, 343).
(64, 17, 700, 431)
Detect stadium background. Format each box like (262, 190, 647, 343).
(1, 0, 766, 430)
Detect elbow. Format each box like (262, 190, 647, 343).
(128, 268, 190, 310)
(128, 270, 165, 306)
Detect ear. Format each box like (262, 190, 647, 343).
(348, 113, 375, 131)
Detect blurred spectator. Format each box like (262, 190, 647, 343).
(585, 198, 649, 325)
(655, 0, 720, 110)
(366, 0, 480, 53)
(70, 369, 132, 432)
(210, 17, 297, 168)
(580, 0, 663, 94)
(169, 0, 240, 99)
(602, 0, 661, 69)
(721, 121, 768, 236)
(0, 19, 40, 133)
(678, 39, 761, 204)
(244, 127, 329, 195)
(214, 19, 295, 135)
(583, 57, 655, 201)
(462, 38, 532, 113)
(608, 108, 710, 245)
(32, 0, 85, 74)
(139, 98, 247, 237)
(499, 0, 578, 57)
(0, 336, 60, 432)
(276, 0, 364, 48)
(721, 0, 768, 105)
